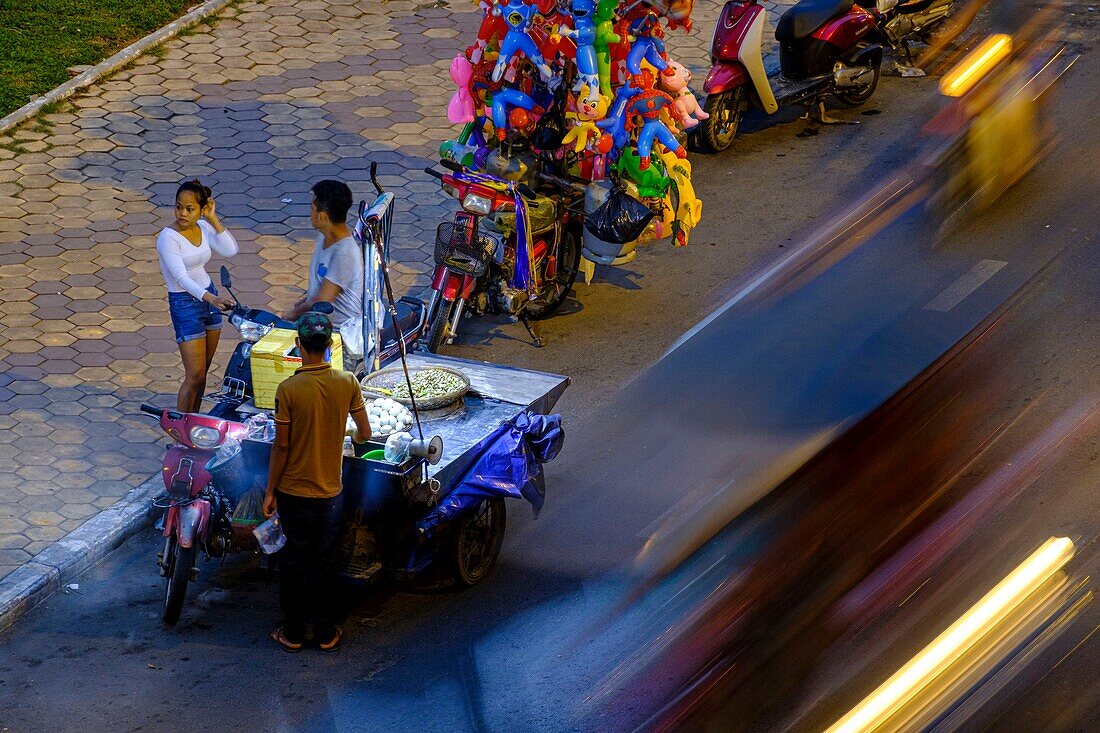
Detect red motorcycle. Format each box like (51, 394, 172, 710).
(140, 404, 251, 624)
(696, 0, 885, 152)
(422, 158, 585, 352)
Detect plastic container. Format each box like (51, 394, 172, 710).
(362, 449, 387, 461)
(251, 328, 345, 409)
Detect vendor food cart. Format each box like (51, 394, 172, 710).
(223, 352, 569, 586)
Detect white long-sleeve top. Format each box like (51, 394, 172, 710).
(156, 220, 239, 300)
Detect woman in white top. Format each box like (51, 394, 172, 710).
(157, 180, 239, 412)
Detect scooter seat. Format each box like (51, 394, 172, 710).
(775, 0, 855, 41)
(379, 298, 423, 349)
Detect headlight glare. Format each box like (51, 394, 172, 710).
(238, 321, 273, 343)
(461, 193, 493, 215)
(189, 426, 222, 448)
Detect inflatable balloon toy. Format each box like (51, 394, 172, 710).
(659, 149, 702, 247)
(490, 86, 537, 141)
(628, 69, 687, 170)
(659, 60, 709, 129)
(593, 0, 621, 97)
(626, 11, 669, 76)
(468, 0, 510, 65)
(645, 0, 697, 31)
(597, 78, 642, 156)
(441, 122, 489, 168)
(561, 86, 609, 154)
(556, 0, 601, 101)
(614, 146, 671, 199)
(491, 0, 554, 84)
(447, 54, 476, 124)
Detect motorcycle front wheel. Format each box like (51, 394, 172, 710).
(162, 536, 194, 625)
(695, 87, 744, 153)
(426, 296, 457, 353)
(527, 225, 581, 320)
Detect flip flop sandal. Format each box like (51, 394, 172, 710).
(271, 626, 303, 653)
(318, 627, 343, 652)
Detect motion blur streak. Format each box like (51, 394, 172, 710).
(939, 34, 1014, 97)
(825, 538, 1076, 733)
(832, 396, 1100, 628)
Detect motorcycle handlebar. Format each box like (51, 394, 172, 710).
(424, 166, 446, 181)
(140, 403, 162, 416)
(535, 170, 588, 194)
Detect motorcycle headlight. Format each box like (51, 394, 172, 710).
(237, 320, 273, 343)
(461, 193, 493, 215)
(189, 426, 222, 449)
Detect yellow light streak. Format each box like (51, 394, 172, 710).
(825, 536, 1075, 733)
(940, 34, 1014, 97)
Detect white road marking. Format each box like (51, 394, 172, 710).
(925, 259, 1008, 312)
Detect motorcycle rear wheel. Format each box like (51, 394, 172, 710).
(162, 537, 194, 625)
(450, 497, 506, 586)
(834, 54, 882, 107)
(527, 225, 581, 320)
(695, 87, 744, 153)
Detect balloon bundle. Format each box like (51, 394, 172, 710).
(442, 0, 703, 250)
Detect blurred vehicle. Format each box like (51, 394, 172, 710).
(922, 18, 1076, 224)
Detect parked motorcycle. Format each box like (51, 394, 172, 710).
(422, 155, 586, 352)
(696, 0, 885, 152)
(870, 0, 956, 69)
(139, 404, 251, 624)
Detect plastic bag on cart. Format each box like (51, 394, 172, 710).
(584, 187, 653, 245)
(232, 488, 265, 530)
(415, 411, 564, 537)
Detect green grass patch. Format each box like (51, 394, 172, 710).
(0, 0, 203, 117)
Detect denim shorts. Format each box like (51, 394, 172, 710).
(168, 284, 223, 344)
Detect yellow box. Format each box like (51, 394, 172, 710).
(250, 328, 344, 409)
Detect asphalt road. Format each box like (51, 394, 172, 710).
(2, 22, 1095, 733)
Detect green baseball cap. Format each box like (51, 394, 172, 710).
(296, 311, 333, 340)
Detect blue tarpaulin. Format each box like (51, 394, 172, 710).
(416, 411, 564, 537)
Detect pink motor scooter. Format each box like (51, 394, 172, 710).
(696, 0, 885, 152)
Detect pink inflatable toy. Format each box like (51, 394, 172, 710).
(447, 54, 476, 124)
(659, 60, 709, 129)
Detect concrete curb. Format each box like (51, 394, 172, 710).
(0, 0, 235, 136)
(0, 475, 162, 633)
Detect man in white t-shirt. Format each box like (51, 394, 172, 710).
(284, 180, 363, 337)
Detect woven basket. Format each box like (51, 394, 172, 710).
(360, 366, 470, 410)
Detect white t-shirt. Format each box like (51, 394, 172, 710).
(307, 235, 363, 327)
(156, 220, 239, 300)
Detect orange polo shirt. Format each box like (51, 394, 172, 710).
(272, 363, 366, 499)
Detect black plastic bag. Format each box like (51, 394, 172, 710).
(531, 81, 568, 151)
(584, 187, 654, 244)
(531, 108, 566, 150)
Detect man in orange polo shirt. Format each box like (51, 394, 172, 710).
(263, 312, 371, 652)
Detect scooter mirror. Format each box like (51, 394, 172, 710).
(310, 301, 335, 315)
(220, 265, 232, 289)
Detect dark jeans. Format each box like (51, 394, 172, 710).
(276, 491, 344, 643)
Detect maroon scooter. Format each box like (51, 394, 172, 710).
(140, 404, 251, 624)
(695, 0, 885, 152)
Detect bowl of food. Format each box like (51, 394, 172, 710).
(366, 398, 414, 437)
(360, 366, 470, 410)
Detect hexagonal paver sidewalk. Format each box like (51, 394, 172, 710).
(0, 0, 793, 582)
